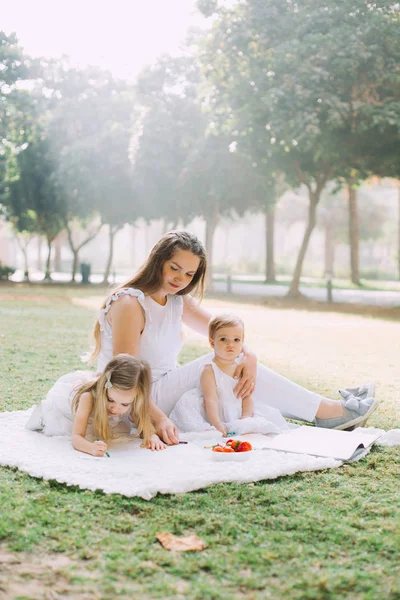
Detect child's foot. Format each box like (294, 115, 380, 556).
(315, 393, 378, 431)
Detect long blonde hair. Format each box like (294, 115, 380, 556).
(90, 230, 207, 360)
(72, 354, 153, 446)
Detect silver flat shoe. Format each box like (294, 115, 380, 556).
(315, 395, 378, 431)
(339, 382, 375, 401)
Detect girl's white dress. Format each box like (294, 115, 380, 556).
(25, 371, 130, 436)
(170, 361, 288, 435)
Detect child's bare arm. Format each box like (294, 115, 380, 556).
(72, 392, 108, 457)
(201, 366, 227, 436)
(241, 394, 254, 419)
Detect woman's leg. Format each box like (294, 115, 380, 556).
(252, 363, 376, 427)
(152, 352, 214, 416)
(252, 363, 322, 422)
(155, 354, 374, 428)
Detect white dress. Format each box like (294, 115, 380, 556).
(25, 370, 130, 437)
(170, 361, 288, 435)
(96, 288, 323, 421)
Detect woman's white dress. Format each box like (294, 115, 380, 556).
(25, 371, 130, 436)
(170, 361, 288, 434)
(96, 288, 322, 423)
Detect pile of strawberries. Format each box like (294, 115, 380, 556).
(212, 439, 253, 453)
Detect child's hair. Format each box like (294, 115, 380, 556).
(72, 354, 154, 446)
(90, 231, 207, 361)
(208, 313, 245, 339)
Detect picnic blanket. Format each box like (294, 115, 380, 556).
(0, 408, 398, 500)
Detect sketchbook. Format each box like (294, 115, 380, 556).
(243, 427, 382, 461)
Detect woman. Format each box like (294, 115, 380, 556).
(90, 231, 377, 444)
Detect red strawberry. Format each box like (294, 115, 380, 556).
(236, 441, 252, 452)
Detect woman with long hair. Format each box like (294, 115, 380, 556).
(89, 230, 377, 444)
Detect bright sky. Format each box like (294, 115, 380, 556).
(2, 0, 208, 80)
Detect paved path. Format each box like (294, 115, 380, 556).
(212, 281, 400, 308)
(9, 269, 400, 308)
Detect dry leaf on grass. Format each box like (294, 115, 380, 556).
(156, 532, 207, 552)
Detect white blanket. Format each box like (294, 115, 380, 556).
(1, 409, 398, 500)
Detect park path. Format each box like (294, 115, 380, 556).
(211, 281, 400, 308)
(9, 269, 400, 308)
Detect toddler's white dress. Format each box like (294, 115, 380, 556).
(170, 361, 289, 435)
(25, 370, 130, 437)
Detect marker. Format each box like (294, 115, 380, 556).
(179, 441, 188, 444)
(96, 439, 110, 457)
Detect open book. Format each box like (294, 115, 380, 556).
(243, 426, 381, 461)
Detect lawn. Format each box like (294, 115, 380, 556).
(1, 283, 400, 600)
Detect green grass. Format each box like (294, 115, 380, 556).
(1, 285, 400, 599)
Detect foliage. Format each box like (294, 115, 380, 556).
(0, 31, 35, 190)
(197, 0, 400, 293)
(132, 56, 206, 226)
(0, 261, 15, 279)
(4, 136, 64, 241)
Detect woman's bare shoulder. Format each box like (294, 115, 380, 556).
(107, 293, 144, 323)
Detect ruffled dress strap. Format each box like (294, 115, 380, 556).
(98, 288, 149, 332)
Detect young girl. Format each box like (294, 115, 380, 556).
(170, 314, 290, 436)
(25, 354, 166, 455)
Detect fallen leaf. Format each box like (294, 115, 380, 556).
(156, 533, 207, 552)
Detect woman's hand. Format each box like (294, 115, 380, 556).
(91, 440, 108, 457)
(155, 416, 179, 446)
(233, 353, 257, 399)
(148, 434, 167, 451)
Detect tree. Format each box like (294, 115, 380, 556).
(41, 62, 135, 280)
(134, 54, 268, 282)
(94, 127, 137, 283)
(198, 0, 400, 295)
(0, 32, 35, 193)
(180, 133, 267, 283)
(132, 56, 206, 228)
(4, 137, 64, 279)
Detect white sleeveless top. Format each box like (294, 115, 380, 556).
(97, 288, 184, 382)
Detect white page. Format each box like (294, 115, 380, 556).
(241, 427, 381, 460)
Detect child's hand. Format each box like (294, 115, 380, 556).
(148, 434, 167, 451)
(91, 440, 108, 457)
(216, 425, 227, 437)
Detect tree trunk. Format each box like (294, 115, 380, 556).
(205, 201, 220, 289)
(398, 182, 400, 281)
(65, 220, 103, 282)
(22, 245, 29, 281)
(44, 235, 52, 280)
(71, 250, 79, 282)
(54, 233, 62, 272)
(37, 236, 42, 271)
(14, 235, 31, 281)
(265, 204, 276, 283)
(287, 191, 319, 297)
(103, 225, 122, 284)
(324, 219, 335, 278)
(347, 182, 360, 285)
